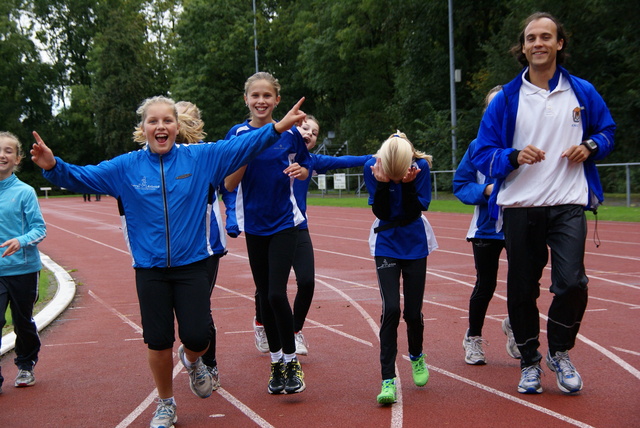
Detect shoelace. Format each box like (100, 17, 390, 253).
(153, 400, 174, 420)
(552, 352, 576, 377)
(467, 337, 487, 356)
(521, 365, 542, 382)
(412, 357, 427, 374)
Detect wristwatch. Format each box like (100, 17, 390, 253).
(581, 139, 598, 153)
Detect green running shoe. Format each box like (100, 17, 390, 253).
(376, 378, 397, 404)
(411, 354, 430, 387)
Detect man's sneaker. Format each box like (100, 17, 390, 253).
(178, 345, 213, 398)
(518, 362, 543, 394)
(295, 331, 309, 356)
(501, 318, 521, 359)
(207, 365, 221, 391)
(376, 378, 397, 404)
(268, 358, 286, 394)
(546, 351, 583, 394)
(150, 398, 177, 428)
(410, 354, 430, 386)
(15, 369, 35, 387)
(253, 317, 269, 353)
(463, 330, 487, 365)
(284, 357, 306, 394)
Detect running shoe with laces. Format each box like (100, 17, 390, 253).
(14, 369, 35, 387)
(178, 345, 213, 398)
(206, 365, 221, 391)
(501, 317, 521, 359)
(268, 358, 286, 394)
(376, 378, 397, 404)
(284, 357, 306, 394)
(410, 354, 430, 386)
(546, 350, 583, 393)
(294, 331, 309, 356)
(518, 362, 543, 394)
(150, 398, 177, 428)
(253, 317, 269, 353)
(463, 330, 487, 365)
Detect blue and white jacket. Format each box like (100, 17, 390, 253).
(43, 124, 281, 268)
(471, 66, 615, 217)
(226, 121, 311, 236)
(453, 141, 503, 240)
(0, 174, 46, 275)
(294, 153, 373, 230)
(364, 157, 438, 259)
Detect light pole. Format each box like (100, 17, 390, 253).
(253, 0, 259, 72)
(448, 0, 457, 168)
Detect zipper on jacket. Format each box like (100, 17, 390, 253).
(159, 155, 171, 267)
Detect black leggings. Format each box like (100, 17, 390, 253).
(468, 238, 504, 336)
(292, 228, 315, 332)
(375, 256, 427, 380)
(246, 227, 299, 354)
(201, 254, 222, 367)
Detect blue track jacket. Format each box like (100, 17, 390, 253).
(453, 141, 503, 240)
(43, 124, 281, 268)
(471, 66, 615, 217)
(0, 174, 46, 275)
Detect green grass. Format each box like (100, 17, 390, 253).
(306, 193, 639, 222)
(2, 269, 54, 336)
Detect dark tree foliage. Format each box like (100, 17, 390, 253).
(3, 0, 638, 193)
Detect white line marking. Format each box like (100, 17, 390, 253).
(612, 347, 640, 357)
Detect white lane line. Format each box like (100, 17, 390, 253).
(215, 388, 275, 428)
(319, 275, 595, 428)
(612, 347, 640, 357)
(47, 223, 130, 255)
(315, 278, 403, 428)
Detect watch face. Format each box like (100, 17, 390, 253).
(584, 139, 597, 151)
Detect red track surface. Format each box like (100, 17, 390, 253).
(1, 196, 638, 427)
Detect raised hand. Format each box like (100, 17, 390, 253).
(275, 97, 306, 134)
(30, 131, 57, 170)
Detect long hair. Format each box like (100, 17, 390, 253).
(132, 96, 178, 145)
(510, 12, 568, 67)
(175, 101, 206, 144)
(376, 131, 432, 182)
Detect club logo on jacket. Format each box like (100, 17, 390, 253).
(132, 177, 160, 191)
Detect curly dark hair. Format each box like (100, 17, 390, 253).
(510, 12, 568, 67)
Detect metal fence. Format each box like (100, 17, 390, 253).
(311, 162, 640, 207)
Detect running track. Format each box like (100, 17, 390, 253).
(1, 196, 638, 427)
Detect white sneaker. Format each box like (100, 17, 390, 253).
(150, 398, 177, 428)
(207, 365, 221, 391)
(295, 331, 309, 356)
(178, 345, 213, 398)
(546, 351, 583, 393)
(462, 330, 487, 365)
(501, 318, 521, 359)
(15, 369, 35, 387)
(253, 317, 269, 353)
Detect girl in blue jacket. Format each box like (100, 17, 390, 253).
(224, 72, 310, 395)
(364, 131, 437, 405)
(0, 131, 46, 392)
(31, 95, 306, 428)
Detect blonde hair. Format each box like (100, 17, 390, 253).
(376, 131, 432, 181)
(132, 96, 178, 145)
(244, 71, 281, 97)
(483, 85, 502, 112)
(175, 101, 206, 144)
(0, 131, 22, 172)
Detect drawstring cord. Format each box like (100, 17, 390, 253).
(592, 209, 601, 248)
